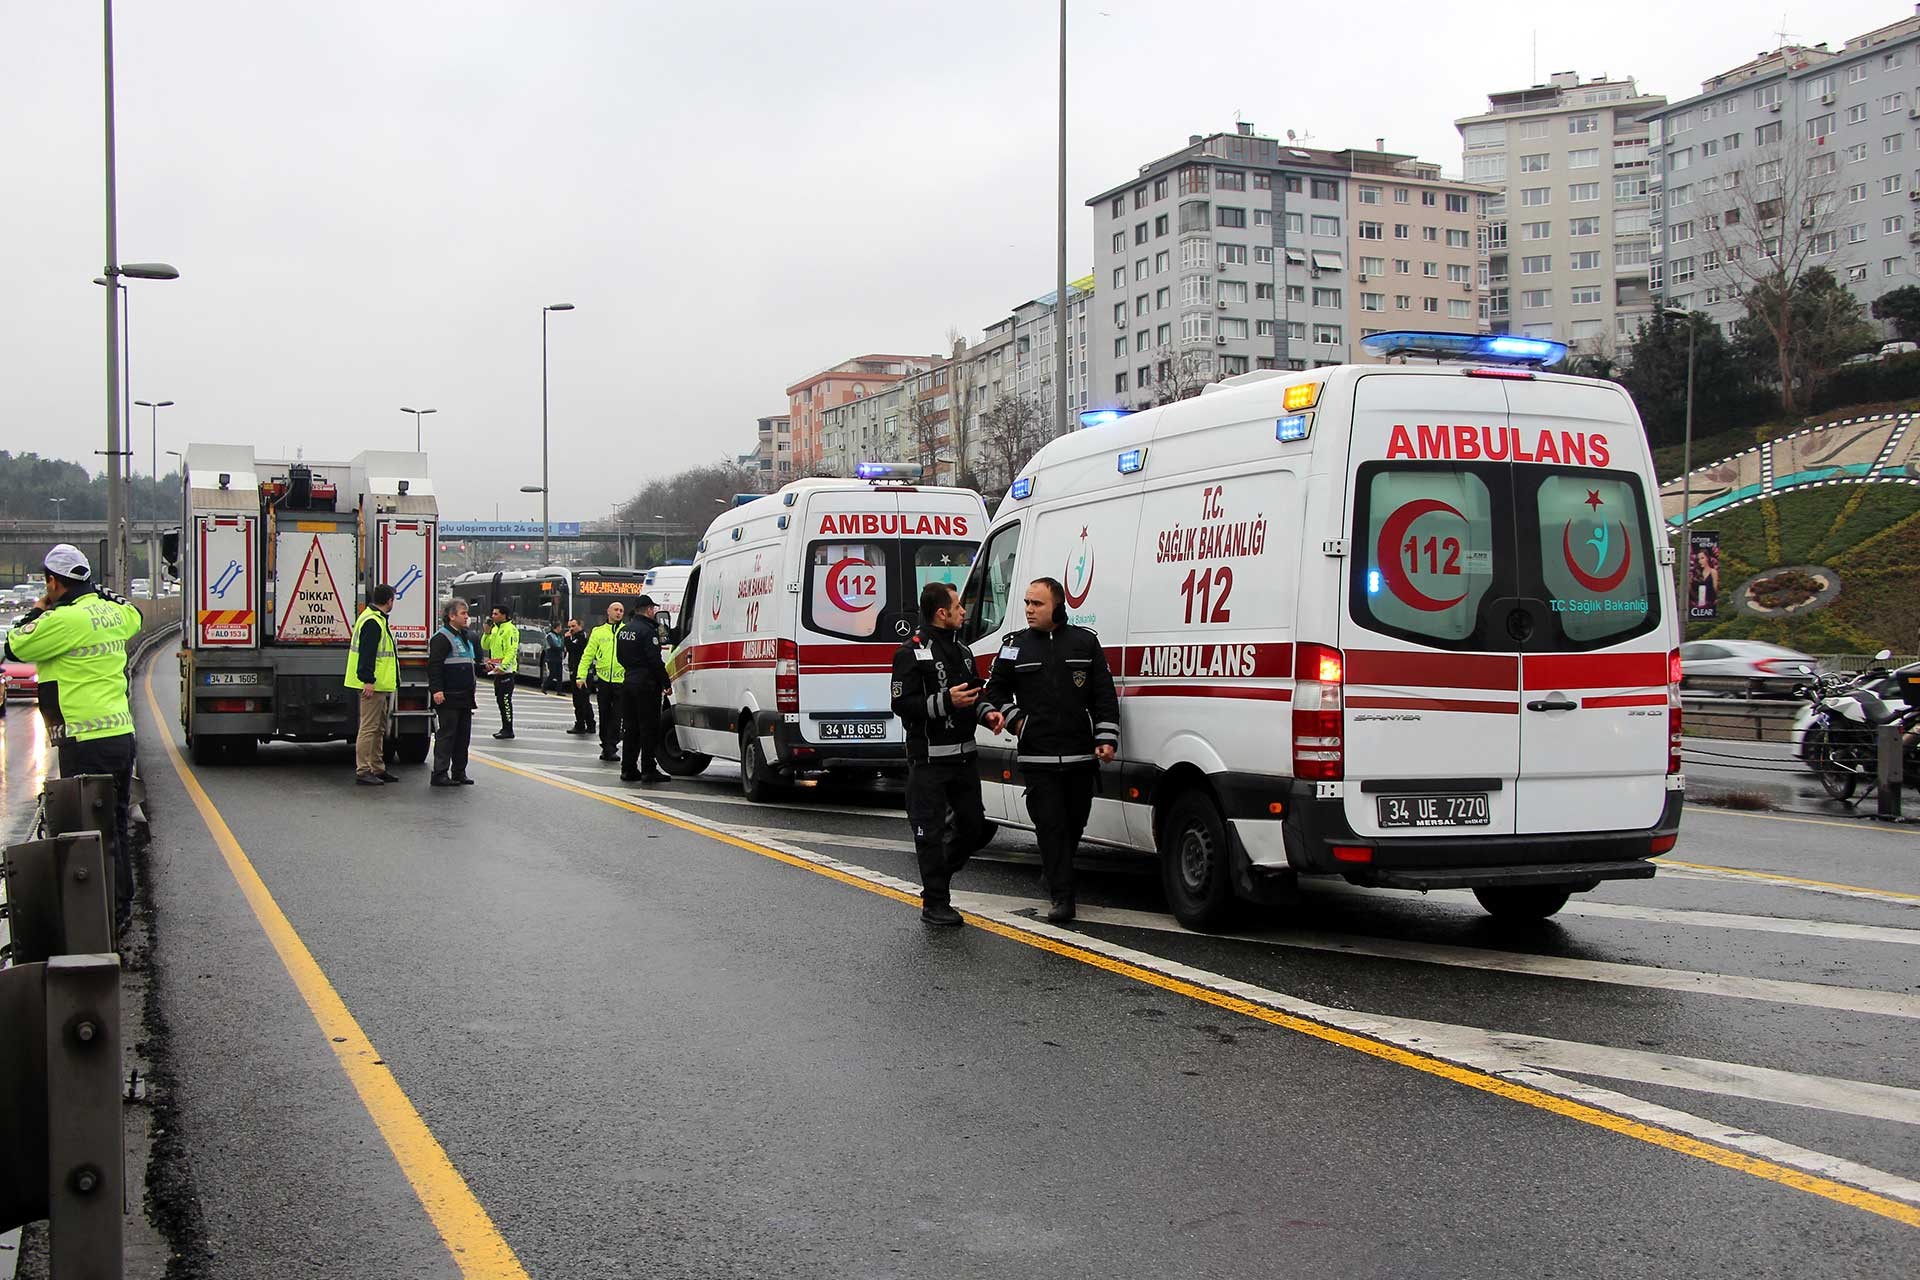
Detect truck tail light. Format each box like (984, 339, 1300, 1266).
(1668, 647, 1683, 775)
(1292, 642, 1344, 781)
(208, 698, 258, 713)
(775, 638, 800, 713)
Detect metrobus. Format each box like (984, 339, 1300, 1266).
(450, 565, 652, 677)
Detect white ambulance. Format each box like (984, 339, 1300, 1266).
(957, 332, 1683, 927)
(661, 467, 988, 799)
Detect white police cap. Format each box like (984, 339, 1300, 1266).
(44, 543, 92, 581)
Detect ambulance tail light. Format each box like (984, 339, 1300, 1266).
(1292, 642, 1345, 781)
(775, 638, 800, 713)
(1667, 647, 1684, 775)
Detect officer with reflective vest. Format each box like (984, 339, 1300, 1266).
(345, 583, 399, 786)
(577, 599, 627, 762)
(891, 579, 991, 926)
(980, 576, 1119, 924)
(482, 604, 520, 740)
(4, 544, 144, 926)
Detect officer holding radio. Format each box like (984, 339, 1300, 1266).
(980, 577, 1119, 924)
(892, 580, 990, 927)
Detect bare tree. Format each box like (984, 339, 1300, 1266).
(1701, 128, 1841, 413)
(1153, 344, 1216, 404)
(976, 393, 1045, 495)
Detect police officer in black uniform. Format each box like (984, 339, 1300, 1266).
(615, 594, 671, 784)
(891, 580, 991, 927)
(980, 576, 1119, 923)
(562, 617, 595, 735)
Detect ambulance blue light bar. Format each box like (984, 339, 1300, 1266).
(1116, 448, 1147, 474)
(1079, 409, 1129, 428)
(1009, 477, 1034, 501)
(856, 462, 925, 481)
(1276, 413, 1312, 442)
(1358, 330, 1568, 368)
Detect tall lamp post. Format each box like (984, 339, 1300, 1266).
(48, 496, 67, 535)
(95, 263, 178, 586)
(539, 302, 576, 567)
(134, 398, 172, 587)
(1054, 0, 1067, 436)
(400, 406, 436, 452)
(1663, 306, 1698, 600)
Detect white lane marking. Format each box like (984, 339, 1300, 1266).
(1659, 865, 1920, 910)
(1312, 883, 1920, 949)
(967, 896, 1920, 1021)
(483, 749, 1920, 1206)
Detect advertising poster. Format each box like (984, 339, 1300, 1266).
(1687, 529, 1720, 621)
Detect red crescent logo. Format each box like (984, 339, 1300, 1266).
(1064, 552, 1094, 609)
(824, 557, 874, 613)
(1562, 521, 1632, 592)
(1375, 498, 1469, 613)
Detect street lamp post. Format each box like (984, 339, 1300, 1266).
(48, 497, 67, 534)
(400, 406, 437, 452)
(134, 398, 172, 588)
(96, 262, 178, 586)
(1054, 0, 1067, 438)
(1663, 306, 1698, 599)
(540, 303, 576, 567)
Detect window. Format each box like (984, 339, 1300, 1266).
(1358, 185, 1381, 205)
(1393, 223, 1411, 239)
(1670, 183, 1692, 206)
(1421, 190, 1438, 207)
(1850, 222, 1870, 243)
(1254, 245, 1274, 265)
(1887, 257, 1908, 276)
(1288, 320, 1307, 339)
(1350, 467, 1497, 646)
(1701, 249, 1721, 271)
(1889, 51, 1907, 70)
(1136, 294, 1150, 317)
(1134, 187, 1149, 210)
(1571, 285, 1603, 305)
(1284, 175, 1301, 193)
(1284, 211, 1303, 234)
(1360, 255, 1386, 275)
(1849, 262, 1870, 281)
(1135, 258, 1150, 282)
(1849, 103, 1869, 124)
(1218, 243, 1247, 265)
(1724, 132, 1742, 150)
(959, 521, 1022, 642)
(1255, 282, 1275, 300)
(1155, 286, 1170, 309)
(1446, 228, 1471, 248)
(1755, 122, 1782, 146)
(1136, 331, 1151, 353)
(1808, 153, 1839, 177)
(1422, 261, 1439, 277)
(1112, 336, 1125, 358)
(1393, 258, 1412, 274)
(1447, 263, 1472, 283)
(1521, 288, 1552, 308)
(1805, 73, 1835, 100)
(1812, 231, 1838, 254)
(1181, 237, 1210, 268)
(1891, 133, 1908, 154)
(1111, 232, 1124, 254)
(1112, 302, 1125, 325)
(1568, 147, 1600, 168)
(1888, 215, 1907, 234)
(1360, 292, 1385, 311)
(1312, 287, 1342, 307)
(1887, 173, 1907, 194)
(1114, 372, 1129, 393)
(1218, 206, 1247, 228)
(1569, 250, 1602, 270)
(1219, 317, 1249, 340)
(1850, 182, 1869, 203)
(1110, 197, 1125, 218)
(1885, 92, 1909, 114)
(1615, 241, 1650, 266)
(1155, 214, 1169, 237)
(1252, 173, 1270, 190)
(1849, 63, 1869, 84)
(1519, 119, 1550, 140)
(1311, 214, 1340, 237)
(1448, 298, 1472, 319)
(1253, 209, 1271, 226)
(1394, 187, 1410, 204)
(1616, 210, 1649, 234)
(1180, 313, 1214, 342)
(1755, 84, 1781, 109)
(1133, 221, 1149, 245)
(805, 541, 902, 641)
(1670, 256, 1694, 284)
(1521, 187, 1551, 206)
(1755, 160, 1782, 183)
(1311, 179, 1340, 200)
(1569, 216, 1601, 237)
(1521, 254, 1552, 274)
(1179, 166, 1210, 195)
(1155, 250, 1170, 273)
(1311, 323, 1342, 344)
(1569, 113, 1599, 134)
(1154, 176, 1168, 200)
(1219, 280, 1248, 304)
(1669, 220, 1694, 243)
(1615, 175, 1648, 200)
(1215, 168, 1245, 190)
(1180, 275, 1211, 306)
(1393, 295, 1411, 310)
(1422, 225, 1439, 241)
(1422, 297, 1440, 313)
(1808, 114, 1836, 140)
(1465, 153, 1507, 183)
(1447, 193, 1470, 213)
(1158, 323, 1171, 346)
(1111, 267, 1125, 289)
(1569, 182, 1600, 202)
(1519, 153, 1550, 172)
(1257, 318, 1276, 336)
(1464, 121, 1505, 149)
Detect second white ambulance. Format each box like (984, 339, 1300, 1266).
(661, 469, 987, 798)
(956, 332, 1683, 927)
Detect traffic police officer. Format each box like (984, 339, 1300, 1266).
(980, 577, 1119, 923)
(891, 579, 990, 926)
(346, 583, 399, 785)
(577, 600, 627, 762)
(4, 544, 144, 927)
(482, 604, 520, 739)
(614, 594, 671, 784)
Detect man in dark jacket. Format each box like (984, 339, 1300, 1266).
(562, 617, 595, 734)
(426, 597, 482, 787)
(980, 577, 1119, 923)
(615, 594, 671, 783)
(891, 580, 989, 926)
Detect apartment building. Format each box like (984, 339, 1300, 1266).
(1457, 72, 1667, 356)
(785, 354, 936, 475)
(1087, 124, 1486, 412)
(738, 414, 793, 489)
(1645, 9, 1920, 338)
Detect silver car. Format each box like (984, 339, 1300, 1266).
(1679, 640, 1818, 699)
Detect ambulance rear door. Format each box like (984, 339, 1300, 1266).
(1339, 372, 1522, 839)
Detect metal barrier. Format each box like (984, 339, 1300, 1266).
(0, 778, 125, 1276)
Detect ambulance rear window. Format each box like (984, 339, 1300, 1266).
(805, 541, 891, 640)
(1522, 469, 1661, 646)
(1352, 464, 1506, 649)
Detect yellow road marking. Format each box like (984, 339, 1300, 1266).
(141, 669, 529, 1279)
(1664, 859, 1920, 903)
(474, 755, 1920, 1230)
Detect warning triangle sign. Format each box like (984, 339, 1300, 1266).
(275, 534, 355, 642)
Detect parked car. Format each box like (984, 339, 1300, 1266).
(1879, 341, 1919, 359)
(1678, 640, 1818, 698)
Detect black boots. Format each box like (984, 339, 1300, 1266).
(921, 901, 964, 927)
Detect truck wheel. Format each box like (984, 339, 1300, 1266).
(228, 736, 258, 762)
(396, 735, 431, 765)
(1158, 791, 1237, 931)
(739, 723, 782, 802)
(659, 712, 712, 777)
(1472, 886, 1572, 921)
(188, 733, 223, 765)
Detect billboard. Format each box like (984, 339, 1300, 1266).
(439, 520, 583, 538)
(1687, 529, 1720, 621)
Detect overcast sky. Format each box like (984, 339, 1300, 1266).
(3, 1, 1904, 519)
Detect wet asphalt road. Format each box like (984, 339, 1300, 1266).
(105, 670, 1920, 1277)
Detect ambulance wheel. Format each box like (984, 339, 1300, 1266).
(396, 735, 430, 765)
(739, 723, 783, 802)
(1159, 791, 1236, 931)
(1471, 886, 1572, 921)
(659, 716, 711, 777)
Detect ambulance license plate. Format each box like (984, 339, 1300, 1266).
(818, 720, 886, 740)
(1377, 794, 1489, 828)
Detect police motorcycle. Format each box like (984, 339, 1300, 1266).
(1794, 650, 1917, 804)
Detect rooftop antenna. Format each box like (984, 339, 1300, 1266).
(1774, 12, 1798, 48)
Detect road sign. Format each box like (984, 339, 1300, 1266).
(439, 520, 583, 538)
(195, 515, 256, 646)
(376, 517, 435, 649)
(274, 532, 355, 643)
